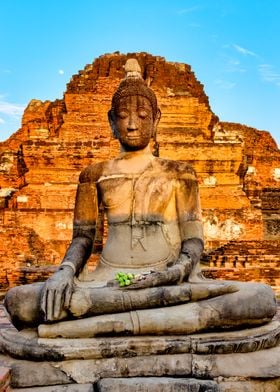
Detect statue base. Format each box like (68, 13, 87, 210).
(0, 322, 280, 391)
(1, 350, 280, 391)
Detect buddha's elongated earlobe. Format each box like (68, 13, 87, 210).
(108, 110, 118, 139)
(152, 108, 161, 157)
(152, 134, 159, 157)
(154, 108, 161, 128)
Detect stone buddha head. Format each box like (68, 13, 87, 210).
(108, 59, 161, 153)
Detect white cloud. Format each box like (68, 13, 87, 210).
(0, 118, 5, 124)
(0, 98, 25, 117)
(233, 44, 257, 57)
(259, 64, 280, 86)
(214, 79, 236, 89)
(230, 59, 240, 66)
(225, 58, 246, 73)
(58, 69, 64, 75)
(177, 6, 201, 14)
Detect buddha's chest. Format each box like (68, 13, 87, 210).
(97, 174, 176, 223)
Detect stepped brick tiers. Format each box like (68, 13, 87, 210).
(0, 53, 280, 391)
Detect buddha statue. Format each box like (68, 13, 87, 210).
(4, 59, 276, 338)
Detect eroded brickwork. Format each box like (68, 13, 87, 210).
(0, 52, 279, 291)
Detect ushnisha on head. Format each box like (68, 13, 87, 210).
(110, 59, 159, 120)
(108, 59, 161, 153)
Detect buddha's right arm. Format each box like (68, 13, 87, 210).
(60, 181, 98, 274)
(41, 180, 98, 321)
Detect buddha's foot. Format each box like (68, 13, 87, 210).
(39, 303, 207, 338)
(38, 312, 135, 338)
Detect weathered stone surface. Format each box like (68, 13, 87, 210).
(217, 378, 280, 392)
(97, 377, 218, 391)
(0, 354, 71, 388)
(57, 354, 192, 384)
(0, 52, 279, 293)
(9, 378, 280, 392)
(11, 385, 93, 392)
(1, 321, 280, 361)
(1, 345, 280, 388)
(192, 346, 280, 379)
(0, 354, 192, 386)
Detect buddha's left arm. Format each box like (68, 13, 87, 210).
(175, 172, 204, 279)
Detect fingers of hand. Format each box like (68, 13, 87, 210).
(40, 289, 47, 318)
(53, 289, 64, 320)
(47, 289, 55, 321)
(64, 283, 73, 308)
(126, 273, 158, 290)
(125, 280, 148, 290)
(107, 279, 119, 287)
(41, 283, 68, 321)
(41, 286, 55, 321)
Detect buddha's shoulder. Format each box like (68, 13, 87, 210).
(154, 158, 197, 180)
(79, 158, 197, 182)
(79, 161, 110, 183)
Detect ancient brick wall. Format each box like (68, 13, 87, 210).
(0, 52, 279, 291)
(202, 240, 280, 295)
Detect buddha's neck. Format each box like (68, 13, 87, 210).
(115, 146, 155, 174)
(119, 144, 152, 155)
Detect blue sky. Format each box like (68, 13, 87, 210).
(0, 0, 279, 145)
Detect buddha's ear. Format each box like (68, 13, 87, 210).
(108, 110, 118, 139)
(153, 108, 161, 135)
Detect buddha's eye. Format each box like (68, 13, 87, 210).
(117, 111, 128, 119)
(138, 110, 149, 119)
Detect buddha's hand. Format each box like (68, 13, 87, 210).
(107, 253, 193, 290)
(125, 254, 192, 290)
(40, 266, 74, 321)
(123, 270, 168, 289)
(174, 252, 193, 282)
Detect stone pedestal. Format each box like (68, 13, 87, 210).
(1, 322, 280, 391)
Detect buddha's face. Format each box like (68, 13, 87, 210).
(109, 95, 159, 151)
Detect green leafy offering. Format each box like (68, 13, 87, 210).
(115, 272, 135, 287)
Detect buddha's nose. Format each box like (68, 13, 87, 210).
(127, 115, 138, 131)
